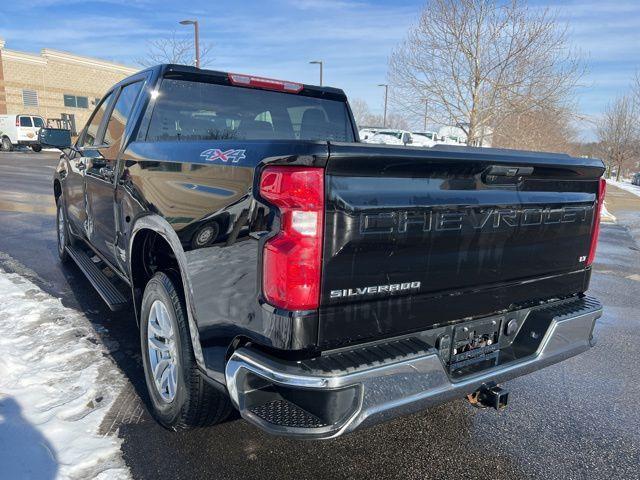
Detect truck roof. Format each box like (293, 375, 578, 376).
(122, 64, 349, 102)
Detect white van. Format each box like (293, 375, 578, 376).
(0, 114, 45, 152)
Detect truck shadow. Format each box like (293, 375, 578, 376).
(0, 397, 58, 480)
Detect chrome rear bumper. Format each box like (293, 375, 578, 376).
(225, 297, 602, 439)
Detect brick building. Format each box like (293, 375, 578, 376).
(0, 38, 138, 135)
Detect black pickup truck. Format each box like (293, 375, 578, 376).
(40, 64, 605, 439)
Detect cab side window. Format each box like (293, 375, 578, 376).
(81, 91, 114, 147)
(102, 81, 143, 151)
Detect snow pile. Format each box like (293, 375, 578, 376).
(601, 202, 616, 223)
(0, 269, 130, 479)
(608, 179, 640, 199)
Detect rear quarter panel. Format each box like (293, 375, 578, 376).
(117, 140, 329, 381)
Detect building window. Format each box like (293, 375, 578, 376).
(76, 96, 89, 108)
(63, 94, 75, 107)
(22, 89, 39, 107)
(63, 94, 89, 109)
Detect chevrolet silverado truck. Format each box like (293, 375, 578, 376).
(40, 64, 605, 439)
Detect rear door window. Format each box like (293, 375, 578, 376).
(103, 81, 143, 148)
(81, 91, 114, 147)
(32, 117, 44, 128)
(146, 78, 354, 142)
(19, 116, 33, 127)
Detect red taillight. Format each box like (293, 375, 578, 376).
(260, 166, 324, 310)
(228, 73, 303, 93)
(586, 178, 606, 266)
(15, 117, 19, 126)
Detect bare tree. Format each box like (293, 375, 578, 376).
(388, 0, 583, 146)
(137, 31, 213, 67)
(633, 71, 640, 110)
(349, 98, 410, 129)
(597, 95, 638, 180)
(384, 113, 411, 130)
(492, 97, 579, 153)
(349, 98, 371, 127)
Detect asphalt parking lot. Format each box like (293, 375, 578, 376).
(0, 151, 638, 480)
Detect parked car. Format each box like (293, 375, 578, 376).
(437, 125, 468, 145)
(363, 129, 413, 145)
(0, 114, 45, 152)
(358, 128, 379, 141)
(411, 131, 437, 147)
(42, 64, 605, 439)
(632, 173, 640, 186)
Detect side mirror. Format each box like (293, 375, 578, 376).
(38, 128, 71, 149)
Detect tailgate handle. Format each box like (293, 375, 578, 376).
(486, 165, 533, 177)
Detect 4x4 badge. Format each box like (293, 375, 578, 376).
(200, 148, 246, 163)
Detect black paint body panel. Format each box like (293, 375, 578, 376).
(53, 64, 606, 385)
(319, 143, 604, 348)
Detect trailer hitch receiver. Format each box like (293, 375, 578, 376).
(467, 382, 509, 410)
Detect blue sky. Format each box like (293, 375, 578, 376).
(1, 0, 639, 140)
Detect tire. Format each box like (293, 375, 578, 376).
(55, 197, 71, 263)
(1, 137, 12, 152)
(140, 272, 232, 430)
(32, 144, 42, 153)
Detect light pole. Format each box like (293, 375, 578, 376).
(422, 97, 428, 131)
(309, 60, 323, 86)
(378, 84, 388, 128)
(179, 19, 200, 68)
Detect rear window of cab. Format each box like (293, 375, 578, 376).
(146, 78, 354, 143)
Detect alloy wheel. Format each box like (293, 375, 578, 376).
(57, 205, 66, 254)
(147, 300, 178, 403)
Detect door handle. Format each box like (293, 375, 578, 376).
(486, 165, 533, 177)
(483, 165, 533, 185)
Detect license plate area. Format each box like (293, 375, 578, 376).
(446, 317, 503, 373)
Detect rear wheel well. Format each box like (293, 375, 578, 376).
(130, 229, 185, 324)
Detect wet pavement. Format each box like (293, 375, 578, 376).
(0, 151, 638, 480)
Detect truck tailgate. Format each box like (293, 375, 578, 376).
(319, 143, 605, 348)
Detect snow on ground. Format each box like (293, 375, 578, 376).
(0, 269, 130, 480)
(601, 202, 617, 223)
(608, 179, 640, 199)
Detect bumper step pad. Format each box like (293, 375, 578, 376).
(300, 336, 432, 375)
(250, 399, 327, 429)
